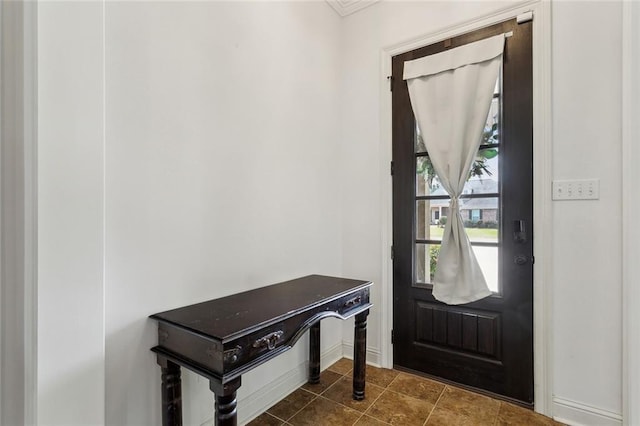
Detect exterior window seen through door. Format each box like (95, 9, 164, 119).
(415, 77, 501, 292)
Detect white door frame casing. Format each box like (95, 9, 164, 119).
(377, 0, 553, 415)
(622, 1, 640, 425)
(0, 1, 38, 425)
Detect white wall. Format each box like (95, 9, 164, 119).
(104, 2, 342, 424)
(551, 2, 622, 423)
(339, 0, 624, 425)
(622, 2, 640, 424)
(39, 1, 343, 425)
(37, 2, 106, 425)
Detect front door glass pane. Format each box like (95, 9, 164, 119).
(415, 199, 499, 243)
(415, 243, 439, 285)
(415, 243, 498, 292)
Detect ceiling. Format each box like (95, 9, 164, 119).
(325, 0, 380, 17)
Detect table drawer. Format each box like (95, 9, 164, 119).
(221, 287, 370, 374)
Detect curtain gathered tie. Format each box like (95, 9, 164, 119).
(404, 34, 504, 305)
(449, 196, 459, 210)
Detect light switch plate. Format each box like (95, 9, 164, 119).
(552, 179, 600, 200)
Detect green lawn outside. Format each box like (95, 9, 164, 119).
(428, 225, 498, 241)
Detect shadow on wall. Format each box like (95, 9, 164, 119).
(105, 319, 161, 425)
(38, 356, 106, 425)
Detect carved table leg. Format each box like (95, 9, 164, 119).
(157, 357, 183, 426)
(353, 309, 369, 401)
(210, 377, 242, 426)
(308, 321, 321, 384)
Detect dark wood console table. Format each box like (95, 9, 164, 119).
(150, 275, 372, 426)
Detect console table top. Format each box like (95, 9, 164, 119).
(150, 274, 371, 340)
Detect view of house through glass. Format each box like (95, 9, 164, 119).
(415, 77, 501, 292)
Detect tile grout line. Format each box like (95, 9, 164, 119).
(322, 371, 391, 426)
(322, 372, 370, 426)
(351, 412, 365, 426)
(285, 370, 348, 424)
(265, 369, 344, 424)
(354, 384, 390, 425)
(265, 411, 288, 424)
(359, 372, 399, 424)
(286, 396, 316, 423)
(422, 384, 448, 426)
(492, 401, 504, 426)
(267, 387, 319, 424)
(328, 367, 397, 425)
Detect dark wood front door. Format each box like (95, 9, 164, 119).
(392, 19, 534, 405)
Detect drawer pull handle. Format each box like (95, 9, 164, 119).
(223, 346, 242, 364)
(253, 331, 284, 350)
(344, 296, 362, 308)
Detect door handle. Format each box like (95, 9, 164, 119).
(513, 220, 527, 243)
(514, 255, 528, 265)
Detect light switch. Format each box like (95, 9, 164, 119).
(552, 179, 599, 200)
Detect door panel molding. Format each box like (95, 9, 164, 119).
(414, 301, 502, 360)
(378, 0, 552, 415)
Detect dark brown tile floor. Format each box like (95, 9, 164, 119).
(248, 358, 563, 426)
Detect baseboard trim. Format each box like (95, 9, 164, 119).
(320, 341, 347, 371)
(341, 342, 382, 367)
(553, 397, 622, 426)
(235, 363, 306, 426)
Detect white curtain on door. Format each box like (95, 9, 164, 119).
(403, 34, 504, 305)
